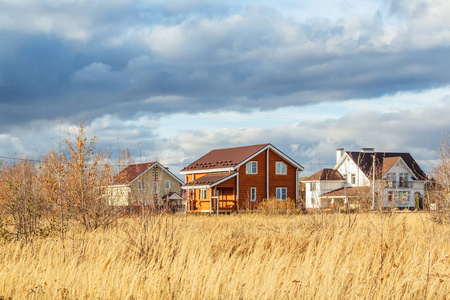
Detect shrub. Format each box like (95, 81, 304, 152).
(256, 197, 296, 213)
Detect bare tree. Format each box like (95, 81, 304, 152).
(429, 131, 450, 223)
(38, 150, 68, 241)
(119, 148, 135, 170)
(63, 123, 117, 230)
(0, 159, 47, 241)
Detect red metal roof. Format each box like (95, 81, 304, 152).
(304, 168, 343, 181)
(321, 186, 371, 198)
(181, 144, 270, 172)
(381, 156, 401, 177)
(183, 172, 237, 187)
(113, 162, 155, 184)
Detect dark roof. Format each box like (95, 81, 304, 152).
(181, 144, 270, 172)
(345, 151, 427, 180)
(113, 162, 155, 184)
(183, 172, 237, 187)
(321, 186, 371, 198)
(304, 168, 344, 181)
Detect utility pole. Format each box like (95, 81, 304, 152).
(372, 154, 376, 210)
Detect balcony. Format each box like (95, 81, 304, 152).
(386, 180, 412, 189)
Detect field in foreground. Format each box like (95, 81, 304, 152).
(0, 212, 449, 299)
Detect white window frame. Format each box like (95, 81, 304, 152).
(199, 189, 207, 200)
(154, 182, 159, 194)
(165, 180, 171, 190)
(350, 174, 356, 185)
(399, 173, 408, 188)
(276, 162, 287, 175)
(387, 173, 396, 188)
(400, 191, 409, 204)
(276, 187, 287, 201)
(387, 191, 393, 203)
(250, 187, 257, 201)
(246, 161, 258, 174)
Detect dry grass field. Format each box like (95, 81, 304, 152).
(0, 212, 449, 299)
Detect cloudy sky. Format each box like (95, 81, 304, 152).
(1, 0, 449, 176)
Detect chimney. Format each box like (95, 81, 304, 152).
(360, 147, 374, 153)
(336, 148, 344, 163)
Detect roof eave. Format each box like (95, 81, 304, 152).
(180, 167, 235, 174)
(233, 144, 304, 171)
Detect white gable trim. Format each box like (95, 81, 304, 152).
(302, 180, 345, 183)
(180, 167, 234, 175)
(107, 184, 129, 188)
(383, 157, 417, 180)
(168, 193, 183, 200)
(128, 162, 157, 186)
(234, 144, 304, 171)
(333, 152, 350, 170)
(211, 172, 238, 188)
(128, 161, 185, 185)
(181, 172, 238, 190)
(155, 161, 185, 185)
(182, 185, 209, 190)
(334, 152, 371, 183)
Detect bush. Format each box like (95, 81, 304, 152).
(256, 197, 296, 213)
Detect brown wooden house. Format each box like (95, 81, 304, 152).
(180, 144, 303, 213)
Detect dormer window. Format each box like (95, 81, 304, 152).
(276, 162, 287, 174)
(246, 161, 258, 174)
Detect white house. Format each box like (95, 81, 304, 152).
(304, 148, 427, 210)
(107, 161, 184, 210)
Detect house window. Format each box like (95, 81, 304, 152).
(276, 187, 287, 201)
(399, 173, 408, 188)
(138, 181, 145, 190)
(251, 187, 257, 201)
(154, 182, 159, 194)
(400, 191, 409, 204)
(199, 189, 207, 200)
(311, 182, 316, 192)
(387, 191, 393, 203)
(387, 173, 396, 188)
(276, 162, 287, 175)
(165, 180, 171, 190)
(350, 174, 356, 185)
(246, 161, 258, 174)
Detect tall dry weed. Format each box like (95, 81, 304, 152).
(0, 213, 448, 299)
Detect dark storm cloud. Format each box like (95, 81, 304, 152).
(1, 0, 450, 130)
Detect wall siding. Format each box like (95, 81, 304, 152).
(185, 148, 300, 212)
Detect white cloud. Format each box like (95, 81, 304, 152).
(1, 0, 450, 179)
(0, 0, 134, 40)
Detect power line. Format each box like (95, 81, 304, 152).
(0, 154, 334, 169)
(0, 155, 44, 163)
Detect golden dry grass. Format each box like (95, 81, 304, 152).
(0, 212, 449, 299)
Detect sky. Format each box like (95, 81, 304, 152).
(1, 0, 449, 177)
